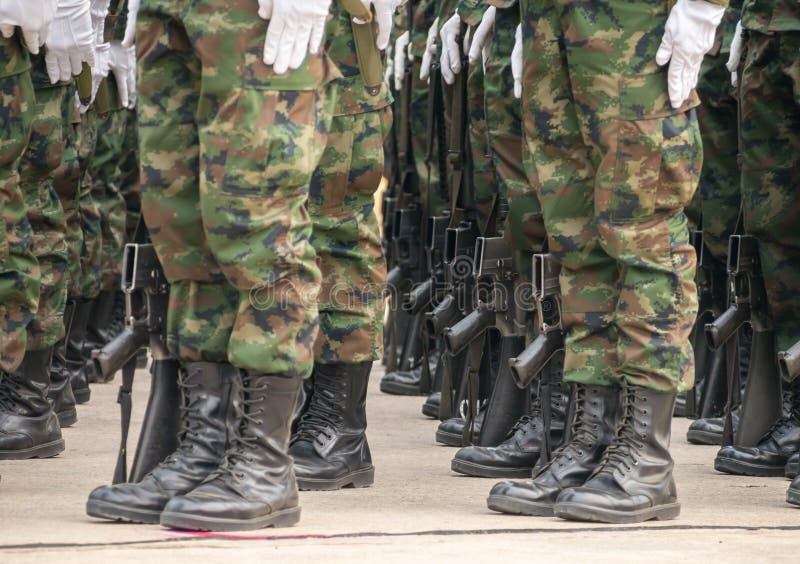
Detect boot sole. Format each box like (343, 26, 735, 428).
(714, 456, 787, 477)
(435, 429, 464, 447)
(451, 459, 533, 479)
(86, 499, 162, 524)
(686, 429, 722, 446)
(0, 438, 65, 460)
(56, 407, 78, 428)
(379, 380, 425, 396)
(160, 506, 301, 532)
(785, 462, 799, 479)
(554, 501, 681, 524)
(73, 388, 91, 404)
(787, 487, 800, 507)
(296, 466, 375, 491)
(421, 402, 439, 419)
(486, 494, 554, 517)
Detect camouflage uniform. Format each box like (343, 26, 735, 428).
(737, 0, 800, 354)
(137, 0, 335, 378)
(309, 7, 391, 364)
(517, 0, 703, 392)
(697, 2, 742, 268)
(0, 34, 40, 372)
(18, 57, 70, 352)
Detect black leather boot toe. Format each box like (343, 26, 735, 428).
(422, 391, 441, 419)
(785, 452, 800, 479)
(788, 474, 800, 507)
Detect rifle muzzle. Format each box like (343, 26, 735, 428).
(509, 331, 564, 389)
(778, 340, 800, 382)
(705, 304, 750, 351)
(443, 308, 495, 355)
(424, 294, 461, 337)
(403, 278, 434, 314)
(92, 326, 149, 381)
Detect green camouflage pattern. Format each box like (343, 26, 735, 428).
(309, 107, 390, 364)
(0, 35, 40, 372)
(118, 108, 141, 240)
(75, 111, 104, 300)
(467, 55, 498, 234)
(137, 0, 333, 378)
(19, 58, 70, 351)
(738, 27, 800, 354)
(696, 7, 741, 267)
(741, 0, 800, 32)
(518, 0, 701, 392)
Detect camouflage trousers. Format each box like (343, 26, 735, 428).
(75, 110, 103, 300)
(0, 36, 39, 372)
(309, 108, 390, 364)
(19, 64, 70, 351)
(91, 77, 130, 291)
(520, 0, 701, 392)
(137, 1, 330, 378)
(696, 48, 740, 269)
(739, 30, 800, 354)
(119, 108, 141, 241)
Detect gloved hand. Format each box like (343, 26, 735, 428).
(0, 0, 58, 55)
(384, 41, 394, 89)
(90, 0, 111, 43)
(45, 0, 96, 84)
(439, 13, 462, 85)
(419, 17, 438, 82)
(258, 0, 332, 75)
(655, 0, 725, 109)
(512, 24, 522, 99)
(393, 30, 409, 91)
(76, 39, 109, 112)
(358, 0, 404, 50)
(726, 20, 744, 87)
(109, 40, 135, 109)
(121, 0, 140, 47)
(468, 6, 495, 69)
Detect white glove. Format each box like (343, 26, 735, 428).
(419, 17, 438, 82)
(76, 39, 109, 112)
(0, 0, 58, 55)
(726, 20, 743, 87)
(511, 23, 522, 99)
(655, 0, 725, 109)
(384, 41, 394, 89)
(121, 0, 139, 47)
(90, 0, 111, 43)
(439, 13, 462, 85)
(45, 0, 96, 84)
(393, 30, 409, 90)
(468, 6, 495, 69)
(127, 45, 137, 108)
(109, 40, 135, 109)
(358, 0, 403, 51)
(258, 0, 332, 75)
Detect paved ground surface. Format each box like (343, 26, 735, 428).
(1, 364, 798, 563)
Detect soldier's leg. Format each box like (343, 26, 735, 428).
(715, 29, 800, 479)
(0, 53, 68, 460)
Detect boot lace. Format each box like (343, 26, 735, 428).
(0, 374, 27, 413)
(217, 378, 269, 480)
(595, 385, 645, 475)
(158, 375, 204, 465)
(544, 386, 600, 469)
(292, 377, 345, 444)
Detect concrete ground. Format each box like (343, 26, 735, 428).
(1, 364, 798, 563)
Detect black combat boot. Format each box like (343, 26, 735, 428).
(380, 348, 437, 396)
(487, 384, 620, 516)
(65, 299, 92, 403)
(714, 379, 800, 477)
(289, 362, 374, 490)
(686, 407, 740, 446)
(84, 290, 116, 364)
(422, 391, 441, 419)
(436, 409, 485, 447)
(86, 362, 239, 523)
(788, 473, 800, 507)
(0, 348, 64, 459)
(48, 301, 77, 427)
(160, 372, 303, 531)
(786, 452, 800, 479)
(554, 386, 680, 524)
(452, 384, 569, 478)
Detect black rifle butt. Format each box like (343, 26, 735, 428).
(735, 330, 783, 447)
(509, 331, 564, 390)
(129, 359, 182, 483)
